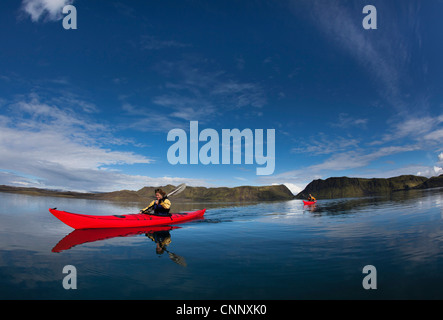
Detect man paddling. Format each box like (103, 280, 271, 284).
(307, 194, 316, 202)
(140, 188, 172, 216)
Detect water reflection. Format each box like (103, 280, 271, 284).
(304, 188, 443, 217)
(145, 231, 187, 267)
(52, 226, 186, 266)
(2, 189, 443, 299)
(303, 202, 317, 213)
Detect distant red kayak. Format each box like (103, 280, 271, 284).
(52, 225, 180, 252)
(303, 200, 317, 205)
(49, 208, 206, 229)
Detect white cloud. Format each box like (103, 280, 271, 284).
(0, 94, 219, 192)
(21, 0, 74, 22)
(0, 167, 208, 193)
(0, 95, 172, 192)
(420, 153, 443, 177)
(417, 166, 442, 178)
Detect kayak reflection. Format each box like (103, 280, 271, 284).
(303, 202, 317, 212)
(52, 225, 180, 252)
(52, 226, 186, 266)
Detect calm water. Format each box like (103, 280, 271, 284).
(0, 188, 442, 300)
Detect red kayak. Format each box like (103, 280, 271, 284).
(303, 200, 317, 205)
(49, 208, 206, 229)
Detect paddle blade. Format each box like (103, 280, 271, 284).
(168, 251, 187, 267)
(167, 183, 186, 197)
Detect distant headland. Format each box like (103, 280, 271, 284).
(295, 174, 443, 199)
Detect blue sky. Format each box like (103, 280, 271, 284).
(0, 0, 442, 194)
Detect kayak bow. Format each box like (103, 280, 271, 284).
(49, 208, 206, 229)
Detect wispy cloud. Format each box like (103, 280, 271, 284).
(120, 102, 193, 132)
(308, 145, 419, 172)
(121, 58, 268, 132)
(152, 95, 217, 121)
(331, 113, 368, 129)
(270, 124, 443, 192)
(374, 115, 443, 146)
(424, 129, 443, 142)
(291, 0, 422, 115)
(292, 133, 360, 155)
(153, 58, 267, 113)
(141, 35, 191, 50)
(21, 0, 74, 22)
(283, 1, 440, 187)
(285, 111, 443, 186)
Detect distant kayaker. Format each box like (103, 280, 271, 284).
(307, 194, 316, 202)
(140, 188, 172, 215)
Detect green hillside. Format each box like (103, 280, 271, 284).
(295, 175, 430, 199)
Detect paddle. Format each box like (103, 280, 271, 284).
(141, 183, 186, 214)
(152, 236, 187, 267)
(165, 248, 187, 267)
(166, 183, 187, 197)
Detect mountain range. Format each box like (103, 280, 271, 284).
(1, 174, 442, 202)
(0, 184, 294, 202)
